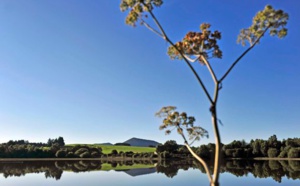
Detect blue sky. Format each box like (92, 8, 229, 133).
(0, 0, 299, 145)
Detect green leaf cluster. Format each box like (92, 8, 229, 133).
(120, 0, 163, 26)
(156, 106, 208, 142)
(238, 5, 289, 46)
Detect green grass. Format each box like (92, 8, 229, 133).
(41, 147, 50, 150)
(63, 163, 155, 172)
(66, 144, 156, 154)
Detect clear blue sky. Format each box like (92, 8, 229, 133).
(0, 0, 299, 145)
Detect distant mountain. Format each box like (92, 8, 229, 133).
(123, 137, 160, 147)
(124, 168, 156, 177)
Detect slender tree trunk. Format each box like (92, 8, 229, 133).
(184, 144, 213, 184)
(211, 105, 221, 186)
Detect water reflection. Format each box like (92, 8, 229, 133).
(222, 160, 300, 183)
(0, 159, 300, 183)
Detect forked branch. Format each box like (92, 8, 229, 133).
(185, 143, 213, 183)
(145, 8, 213, 104)
(141, 19, 164, 38)
(156, 106, 212, 184)
(200, 55, 218, 84)
(219, 26, 271, 83)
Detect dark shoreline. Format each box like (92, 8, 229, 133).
(0, 157, 161, 162)
(226, 157, 300, 161)
(1, 157, 300, 162)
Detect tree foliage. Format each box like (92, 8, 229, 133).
(156, 106, 208, 144)
(120, 0, 163, 26)
(0, 139, 103, 159)
(288, 148, 300, 158)
(220, 135, 300, 159)
(167, 23, 222, 63)
(267, 148, 279, 158)
(237, 5, 288, 46)
(47, 137, 65, 147)
(156, 140, 179, 154)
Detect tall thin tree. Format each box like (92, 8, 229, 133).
(120, 1, 288, 185)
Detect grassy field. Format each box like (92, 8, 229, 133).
(66, 144, 156, 154)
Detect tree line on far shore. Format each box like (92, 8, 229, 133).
(0, 135, 299, 159)
(156, 135, 300, 159)
(0, 137, 156, 159)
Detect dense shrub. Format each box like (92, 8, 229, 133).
(119, 151, 124, 157)
(55, 150, 67, 158)
(71, 145, 89, 152)
(196, 145, 210, 159)
(90, 148, 102, 158)
(75, 148, 89, 156)
(150, 153, 158, 158)
(50, 143, 60, 152)
(132, 153, 140, 158)
(125, 151, 134, 157)
(288, 148, 300, 158)
(66, 152, 76, 158)
(244, 148, 253, 158)
(80, 151, 91, 158)
(111, 149, 118, 155)
(269, 160, 281, 170)
(90, 147, 102, 154)
(277, 146, 291, 158)
(74, 162, 88, 171)
(121, 152, 127, 158)
(278, 151, 287, 158)
(225, 149, 234, 157)
(156, 140, 179, 153)
(268, 148, 279, 158)
(289, 160, 300, 171)
(162, 151, 170, 158)
(234, 149, 244, 158)
(91, 151, 100, 158)
(225, 149, 243, 158)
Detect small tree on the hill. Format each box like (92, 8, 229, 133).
(120, 1, 288, 185)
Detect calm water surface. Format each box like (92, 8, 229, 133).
(0, 160, 299, 186)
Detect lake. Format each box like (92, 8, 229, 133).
(0, 160, 300, 186)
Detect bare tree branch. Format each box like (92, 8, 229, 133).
(145, 7, 214, 104)
(219, 26, 271, 83)
(178, 129, 188, 144)
(213, 84, 220, 104)
(200, 56, 218, 84)
(189, 138, 197, 146)
(141, 19, 164, 38)
(183, 54, 200, 63)
(185, 143, 213, 184)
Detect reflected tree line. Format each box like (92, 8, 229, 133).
(157, 160, 300, 183)
(221, 160, 300, 183)
(1, 160, 300, 183)
(0, 160, 156, 180)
